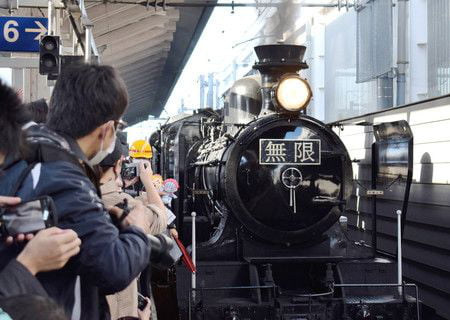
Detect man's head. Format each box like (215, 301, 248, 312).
(24, 98, 49, 124)
(47, 64, 128, 162)
(0, 80, 29, 165)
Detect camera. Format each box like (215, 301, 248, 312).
(147, 233, 180, 270)
(121, 162, 139, 181)
(0, 196, 58, 238)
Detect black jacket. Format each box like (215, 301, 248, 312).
(0, 126, 150, 319)
(0, 260, 47, 298)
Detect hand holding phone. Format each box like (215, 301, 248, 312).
(137, 293, 149, 311)
(139, 160, 154, 188)
(0, 196, 58, 239)
(137, 293, 151, 320)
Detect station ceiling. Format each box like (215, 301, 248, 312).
(87, 1, 216, 125)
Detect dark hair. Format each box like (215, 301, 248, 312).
(24, 98, 48, 124)
(0, 295, 68, 320)
(47, 63, 128, 139)
(100, 131, 129, 168)
(0, 80, 29, 160)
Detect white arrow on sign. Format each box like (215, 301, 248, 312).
(25, 21, 47, 40)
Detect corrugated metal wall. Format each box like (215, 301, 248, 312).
(356, 0, 393, 83)
(334, 95, 450, 319)
(325, 10, 378, 123)
(428, 0, 450, 98)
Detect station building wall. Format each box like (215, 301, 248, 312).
(335, 95, 450, 319)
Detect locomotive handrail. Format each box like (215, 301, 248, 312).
(334, 282, 416, 288)
(285, 288, 335, 298)
(190, 285, 275, 291)
(190, 159, 225, 167)
(311, 196, 346, 206)
(163, 120, 251, 127)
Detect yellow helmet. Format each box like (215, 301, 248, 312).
(129, 140, 152, 159)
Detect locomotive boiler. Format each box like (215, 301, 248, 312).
(153, 45, 421, 320)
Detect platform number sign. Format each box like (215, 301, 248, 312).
(0, 17, 48, 53)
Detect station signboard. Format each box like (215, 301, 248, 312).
(0, 17, 48, 52)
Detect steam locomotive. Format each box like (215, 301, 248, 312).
(151, 45, 421, 319)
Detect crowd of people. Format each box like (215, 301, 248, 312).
(0, 63, 178, 320)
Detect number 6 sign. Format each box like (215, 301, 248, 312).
(3, 20, 19, 43)
(0, 17, 47, 52)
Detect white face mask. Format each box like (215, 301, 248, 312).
(87, 125, 116, 166)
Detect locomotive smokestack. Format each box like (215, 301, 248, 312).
(253, 44, 308, 115)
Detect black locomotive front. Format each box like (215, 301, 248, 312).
(154, 45, 420, 320)
(198, 113, 353, 245)
(190, 44, 354, 256)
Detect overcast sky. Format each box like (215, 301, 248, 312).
(127, 1, 262, 142)
(164, 2, 262, 116)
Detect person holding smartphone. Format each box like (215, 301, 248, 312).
(99, 137, 166, 320)
(1, 66, 151, 319)
(0, 81, 81, 299)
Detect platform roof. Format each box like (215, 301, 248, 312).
(87, 1, 215, 125)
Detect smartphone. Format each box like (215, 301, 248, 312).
(137, 293, 148, 311)
(0, 196, 58, 238)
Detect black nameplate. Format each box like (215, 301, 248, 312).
(259, 139, 321, 165)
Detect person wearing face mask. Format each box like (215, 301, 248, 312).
(0, 64, 151, 319)
(99, 132, 167, 235)
(98, 133, 166, 320)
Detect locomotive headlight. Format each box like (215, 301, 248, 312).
(274, 76, 312, 112)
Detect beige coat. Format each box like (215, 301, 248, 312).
(101, 180, 167, 235)
(101, 180, 167, 320)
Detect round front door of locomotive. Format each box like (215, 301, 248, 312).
(222, 114, 353, 244)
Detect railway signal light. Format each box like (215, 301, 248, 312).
(39, 35, 60, 77)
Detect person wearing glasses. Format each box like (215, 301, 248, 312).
(0, 64, 151, 319)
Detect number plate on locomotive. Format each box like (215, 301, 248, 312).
(259, 139, 321, 165)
